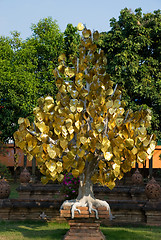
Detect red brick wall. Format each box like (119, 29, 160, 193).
(0, 144, 32, 167)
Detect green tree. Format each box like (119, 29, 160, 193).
(30, 17, 64, 97)
(0, 33, 39, 142)
(0, 18, 64, 141)
(14, 26, 156, 219)
(64, 24, 80, 65)
(99, 8, 161, 140)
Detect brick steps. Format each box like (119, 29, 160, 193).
(61, 206, 108, 240)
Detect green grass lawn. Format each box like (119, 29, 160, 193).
(101, 225, 161, 240)
(0, 221, 161, 240)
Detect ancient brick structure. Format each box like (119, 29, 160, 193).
(60, 206, 109, 240)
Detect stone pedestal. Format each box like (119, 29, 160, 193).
(60, 206, 109, 240)
(144, 200, 161, 226)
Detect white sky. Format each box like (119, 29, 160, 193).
(0, 0, 160, 39)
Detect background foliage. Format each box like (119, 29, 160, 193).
(0, 9, 161, 144)
(98, 8, 161, 140)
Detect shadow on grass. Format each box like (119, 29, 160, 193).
(101, 225, 161, 240)
(0, 220, 69, 240)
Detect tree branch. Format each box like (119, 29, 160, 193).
(26, 128, 56, 145)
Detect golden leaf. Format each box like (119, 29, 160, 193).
(54, 128, 60, 136)
(113, 100, 121, 108)
(68, 126, 74, 134)
(77, 23, 84, 31)
(116, 118, 124, 127)
(125, 139, 134, 150)
(65, 118, 72, 127)
(137, 151, 147, 162)
(113, 163, 120, 177)
(99, 160, 106, 170)
(58, 64, 65, 72)
(50, 171, 57, 179)
(55, 147, 61, 158)
(60, 139, 68, 150)
(18, 117, 25, 125)
(71, 90, 79, 98)
(58, 53, 66, 62)
(59, 85, 66, 94)
(65, 67, 75, 78)
(109, 108, 115, 115)
(72, 169, 80, 178)
(57, 174, 64, 182)
(80, 136, 87, 145)
(41, 176, 50, 185)
(131, 147, 138, 155)
(27, 154, 33, 161)
(36, 122, 49, 133)
(150, 140, 156, 151)
(32, 145, 41, 155)
(63, 155, 69, 163)
(40, 133, 49, 143)
(56, 162, 63, 173)
(81, 89, 88, 98)
(18, 141, 26, 149)
(46, 161, 56, 172)
(67, 150, 75, 160)
(67, 133, 74, 141)
(93, 31, 99, 41)
(70, 99, 78, 106)
(62, 126, 68, 137)
(77, 102, 84, 113)
(106, 88, 114, 96)
(44, 96, 54, 104)
(75, 120, 80, 130)
(77, 149, 85, 158)
(95, 123, 104, 133)
(138, 127, 147, 136)
(104, 152, 113, 161)
(76, 72, 83, 80)
(143, 139, 149, 147)
(107, 181, 116, 190)
(47, 145, 57, 159)
(82, 29, 91, 38)
(70, 106, 76, 112)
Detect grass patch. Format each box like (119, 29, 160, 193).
(101, 225, 161, 240)
(0, 221, 161, 240)
(0, 220, 69, 240)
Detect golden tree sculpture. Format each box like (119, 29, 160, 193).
(14, 24, 156, 219)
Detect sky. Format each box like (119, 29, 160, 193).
(0, 0, 161, 39)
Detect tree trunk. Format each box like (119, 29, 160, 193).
(61, 173, 112, 219)
(77, 174, 95, 200)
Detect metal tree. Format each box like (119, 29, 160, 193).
(14, 24, 156, 219)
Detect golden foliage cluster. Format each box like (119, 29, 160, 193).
(14, 24, 156, 189)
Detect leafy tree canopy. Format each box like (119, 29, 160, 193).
(98, 8, 161, 140)
(0, 18, 79, 142)
(0, 33, 39, 142)
(14, 25, 156, 218)
(29, 17, 64, 97)
(63, 23, 80, 65)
